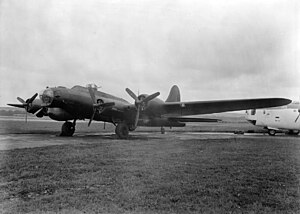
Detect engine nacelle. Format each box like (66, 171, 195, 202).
(48, 108, 74, 121)
(27, 99, 44, 114)
(137, 94, 162, 112)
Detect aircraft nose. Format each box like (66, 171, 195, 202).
(40, 88, 54, 106)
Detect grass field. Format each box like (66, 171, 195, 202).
(0, 118, 299, 213)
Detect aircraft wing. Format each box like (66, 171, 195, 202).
(162, 98, 291, 116)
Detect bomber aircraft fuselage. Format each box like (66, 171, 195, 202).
(8, 84, 292, 138)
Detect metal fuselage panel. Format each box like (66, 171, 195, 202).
(246, 109, 300, 130)
(47, 86, 131, 122)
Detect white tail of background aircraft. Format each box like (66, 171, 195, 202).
(245, 101, 300, 135)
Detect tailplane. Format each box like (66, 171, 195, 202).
(166, 85, 181, 102)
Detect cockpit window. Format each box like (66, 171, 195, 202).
(39, 89, 54, 105)
(251, 109, 256, 115)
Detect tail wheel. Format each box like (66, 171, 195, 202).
(268, 129, 276, 136)
(115, 123, 129, 139)
(61, 122, 75, 136)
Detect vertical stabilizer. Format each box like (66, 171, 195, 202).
(166, 85, 181, 102)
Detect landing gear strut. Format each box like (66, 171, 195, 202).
(115, 123, 129, 139)
(161, 127, 165, 134)
(60, 120, 76, 136)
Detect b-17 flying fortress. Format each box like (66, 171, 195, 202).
(8, 84, 291, 138)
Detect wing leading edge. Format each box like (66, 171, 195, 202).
(162, 98, 291, 116)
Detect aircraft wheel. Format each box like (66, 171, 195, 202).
(268, 129, 276, 136)
(115, 123, 129, 139)
(161, 127, 165, 134)
(61, 121, 75, 136)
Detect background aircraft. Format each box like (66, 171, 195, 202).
(8, 84, 291, 138)
(245, 101, 300, 136)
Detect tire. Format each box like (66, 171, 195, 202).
(61, 122, 75, 136)
(115, 123, 129, 139)
(268, 129, 276, 136)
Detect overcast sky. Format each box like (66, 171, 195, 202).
(0, 0, 299, 106)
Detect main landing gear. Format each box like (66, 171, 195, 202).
(60, 120, 76, 136)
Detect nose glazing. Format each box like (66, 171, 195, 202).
(40, 89, 54, 105)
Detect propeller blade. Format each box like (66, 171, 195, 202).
(25, 107, 28, 123)
(143, 92, 160, 103)
(295, 112, 300, 122)
(88, 87, 96, 104)
(134, 105, 141, 128)
(27, 93, 38, 104)
(88, 109, 96, 127)
(87, 87, 97, 126)
(126, 88, 138, 102)
(17, 97, 26, 104)
(7, 103, 26, 108)
(35, 108, 46, 118)
(295, 96, 300, 122)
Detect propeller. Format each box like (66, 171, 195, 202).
(35, 107, 48, 118)
(295, 98, 300, 122)
(87, 87, 114, 126)
(15, 93, 38, 122)
(17, 97, 26, 104)
(295, 110, 300, 122)
(125, 88, 160, 128)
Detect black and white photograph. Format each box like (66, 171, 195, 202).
(0, 0, 299, 213)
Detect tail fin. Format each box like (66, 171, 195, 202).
(166, 85, 181, 102)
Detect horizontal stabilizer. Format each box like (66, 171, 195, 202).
(168, 117, 221, 123)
